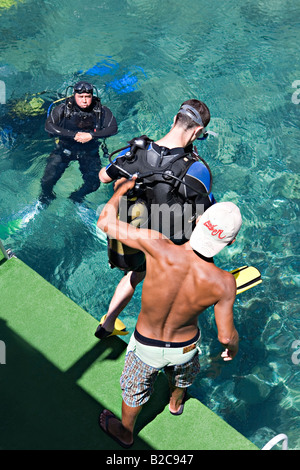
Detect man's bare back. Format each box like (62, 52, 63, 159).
(136, 237, 236, 343)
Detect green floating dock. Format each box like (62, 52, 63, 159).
(0, 249, 258, 450)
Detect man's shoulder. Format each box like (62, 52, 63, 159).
(51, 101, 66, 114)
(215, 267, 237, 298)
(99, 104, 114, 116)
(186, 160, 209, 177)
(100, 104, 110, 111)
(184, 160, 212, 194)
(46, 101, 66, 123)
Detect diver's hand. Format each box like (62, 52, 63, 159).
(74, 132, 93, 143)
(114, 176, 137, 194)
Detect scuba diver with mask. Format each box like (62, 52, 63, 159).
(95, 99, 217, 339)
(39, 81, 118, 205)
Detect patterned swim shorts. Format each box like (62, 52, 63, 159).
(120, 349, 200, 408)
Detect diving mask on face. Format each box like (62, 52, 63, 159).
(73, 81, 94, 94)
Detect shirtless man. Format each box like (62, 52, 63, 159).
(98, 177, 242, 449)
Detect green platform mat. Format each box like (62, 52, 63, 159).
(0, 254, 258, 450)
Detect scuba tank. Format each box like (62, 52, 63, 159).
(107, 135, 212, 197)
(107, 194, 149, 271)
(106, 136, 150, 271)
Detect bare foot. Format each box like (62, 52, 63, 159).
(99, 409, 134, 448)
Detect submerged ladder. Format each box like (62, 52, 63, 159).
(0, 239, 9, 259)
(262, 434, 288, 450)
(0, 239, 14, 260)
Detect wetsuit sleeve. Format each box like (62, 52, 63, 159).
(45, 103, 77, 139)
(183, 161, 216, 212)
(105, 147, 130, 180)
(90, 106, 118, 139)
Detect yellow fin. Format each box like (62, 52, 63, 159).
(230, 266, 262, 295)
(99, 314, 129, 337)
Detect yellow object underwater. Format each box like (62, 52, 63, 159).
(11, 96, 45, 117)
(231, 265, 262, 295)
(0, 0, 23, 11)
(98, 314, 129, 337)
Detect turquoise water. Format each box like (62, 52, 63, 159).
(0, 0, 299, 450)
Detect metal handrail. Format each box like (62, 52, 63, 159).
(261, 433, 288, 450)
(0, 239, 9, 260)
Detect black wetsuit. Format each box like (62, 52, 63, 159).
(40, 96, 117, 204)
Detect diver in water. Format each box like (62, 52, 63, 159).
(95, 99, 217, 339)
(39, 81, 118, 205)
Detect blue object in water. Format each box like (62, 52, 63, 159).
(0, 126, 14, 149)
(108, 73, 138, 94)
(79, 57, 119, 76)
(85, 62, 118, 76)
(107, 66, 147, 94)
(78, 57, 147, 94)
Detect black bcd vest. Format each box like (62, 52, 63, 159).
(107, 138, 210, 271)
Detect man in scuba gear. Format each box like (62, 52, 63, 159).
(39, 81, 118, 205)
(95, 99, 217, 339)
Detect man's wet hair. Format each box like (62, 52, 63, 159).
(176, 99, 210, 129)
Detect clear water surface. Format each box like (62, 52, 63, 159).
(0, 0, 299, 450)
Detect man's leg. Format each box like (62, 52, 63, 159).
(40, 150, 69, 205)
(69, 152, 101, 202)
(100, 350, 157, 447)
(95, 270, 145, 337)
(165, 351, 201, 415)
(99, 401, 142, 447)
(168, 385, 186, 414)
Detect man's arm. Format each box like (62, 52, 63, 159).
(99, 166, 113, 183)
(74, 107, 118, 144)
(46, 104, 92, 143)
(90, 106, 118, 139)
(214, 276, 239, 361)
(97, 178, 166, 253)
(99, 147, 130, 183)
(45, 104, 77, 139)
